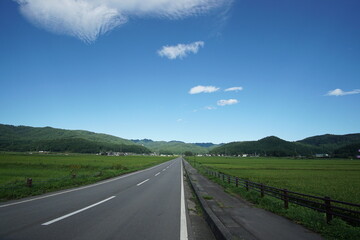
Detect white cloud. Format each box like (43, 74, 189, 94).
(158, 41, 204, 59)
(14, 0, 231, 43)
(217, 99, 238, 106)
(189, 85, 219, 94)
(224, 86, 243, 92)
(326, 88, 360, 96)
(205, 106, 216, 110)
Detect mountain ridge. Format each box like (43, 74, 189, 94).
(210, 134, 360, 158)
(0, 124, 359, 157)
(0, 124, 150, 154)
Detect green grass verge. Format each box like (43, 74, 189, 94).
(0, 153, 173, 201)
(202, 195, 213, 200)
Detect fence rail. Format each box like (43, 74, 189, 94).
(191, 162, 360, 225)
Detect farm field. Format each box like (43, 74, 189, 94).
(0, 153, 173, 201)
(188, 156, 360, 204)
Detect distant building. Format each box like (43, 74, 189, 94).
(315, 154, 329, 158)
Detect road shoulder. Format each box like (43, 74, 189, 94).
(184, 159, 324, 240)
(183, 163, 216, 240)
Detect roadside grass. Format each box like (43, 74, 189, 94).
(0, 153, 173, 201)
(202, 195, 213, 200)
(187, 157, 360, 240)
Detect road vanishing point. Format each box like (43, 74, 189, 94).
(0, 158, 188, 240)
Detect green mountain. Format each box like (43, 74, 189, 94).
(193, 142, 217, 148)
(1, 124, 358, 157)
(211, 134, 360, 157)
(333, 143, 360, 158)
(210, 136, 321, 157)
(132, 139, 211, 155)
(0, 124, 150, 154)
(297, 134, 360, 152)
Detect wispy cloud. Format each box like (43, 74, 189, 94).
(14, 0, 231, 43)
(224, 86, 243, 92)
(217, 99, 238, 106)
(158, 41, 204, 59)
(189, 85, 219, 94)
(211, 0, 233, 38)
(326, 88, 360, 96)
(205, 106, 216, 110)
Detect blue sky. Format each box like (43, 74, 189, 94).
(1, 0, 359, 143)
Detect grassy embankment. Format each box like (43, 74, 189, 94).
(0, 153, 173, 201)
(186, 156, 360, 240)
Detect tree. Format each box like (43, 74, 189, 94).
(184, 151, 194, 156)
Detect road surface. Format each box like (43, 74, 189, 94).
(0, 157, 188, 240)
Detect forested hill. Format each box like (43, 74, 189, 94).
(131, 139, 211, 155)
(210, 135, 360, 158)
(297, 134, 360, 151)
(0, 124, 150, 154)
(1, 124, 358, 156)
(210, 136, 320, 157)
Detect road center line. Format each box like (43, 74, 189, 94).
(137, 179, 150, 186)
(42, 196, 115, 226)
(155, 172, 160, 176)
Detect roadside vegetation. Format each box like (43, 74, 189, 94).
(186, 156, 360, 240)
(0, 153, 173, 201)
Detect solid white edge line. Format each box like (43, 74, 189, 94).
(0, 159, 175, 208)
(42, 196, 115, 226)
(136, 179, 149, 186)
(180, 159, 188, 240)
(155, 172, 160, 176)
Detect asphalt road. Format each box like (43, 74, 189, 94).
(0, 157, 188, 240)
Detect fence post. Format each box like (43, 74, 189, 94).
(236, 177, 238, 187)
(283, 189, 289, 209)
(26, 178, 32, 188)
(245, 180, 249, 191)
(228, 175, 230, 184)
(260, 184, 264, 197)
(324, 196, 333, 223)
(222, 173, 225, 182)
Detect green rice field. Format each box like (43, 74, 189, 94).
(188, 156, 360, 204)
(0, 153, 173, 201)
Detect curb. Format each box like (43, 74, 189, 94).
(183, 159, 233, 240)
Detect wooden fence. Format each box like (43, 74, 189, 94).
(194, 163, 360, 225)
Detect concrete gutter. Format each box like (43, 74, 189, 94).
(183, 159, 233, 240)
